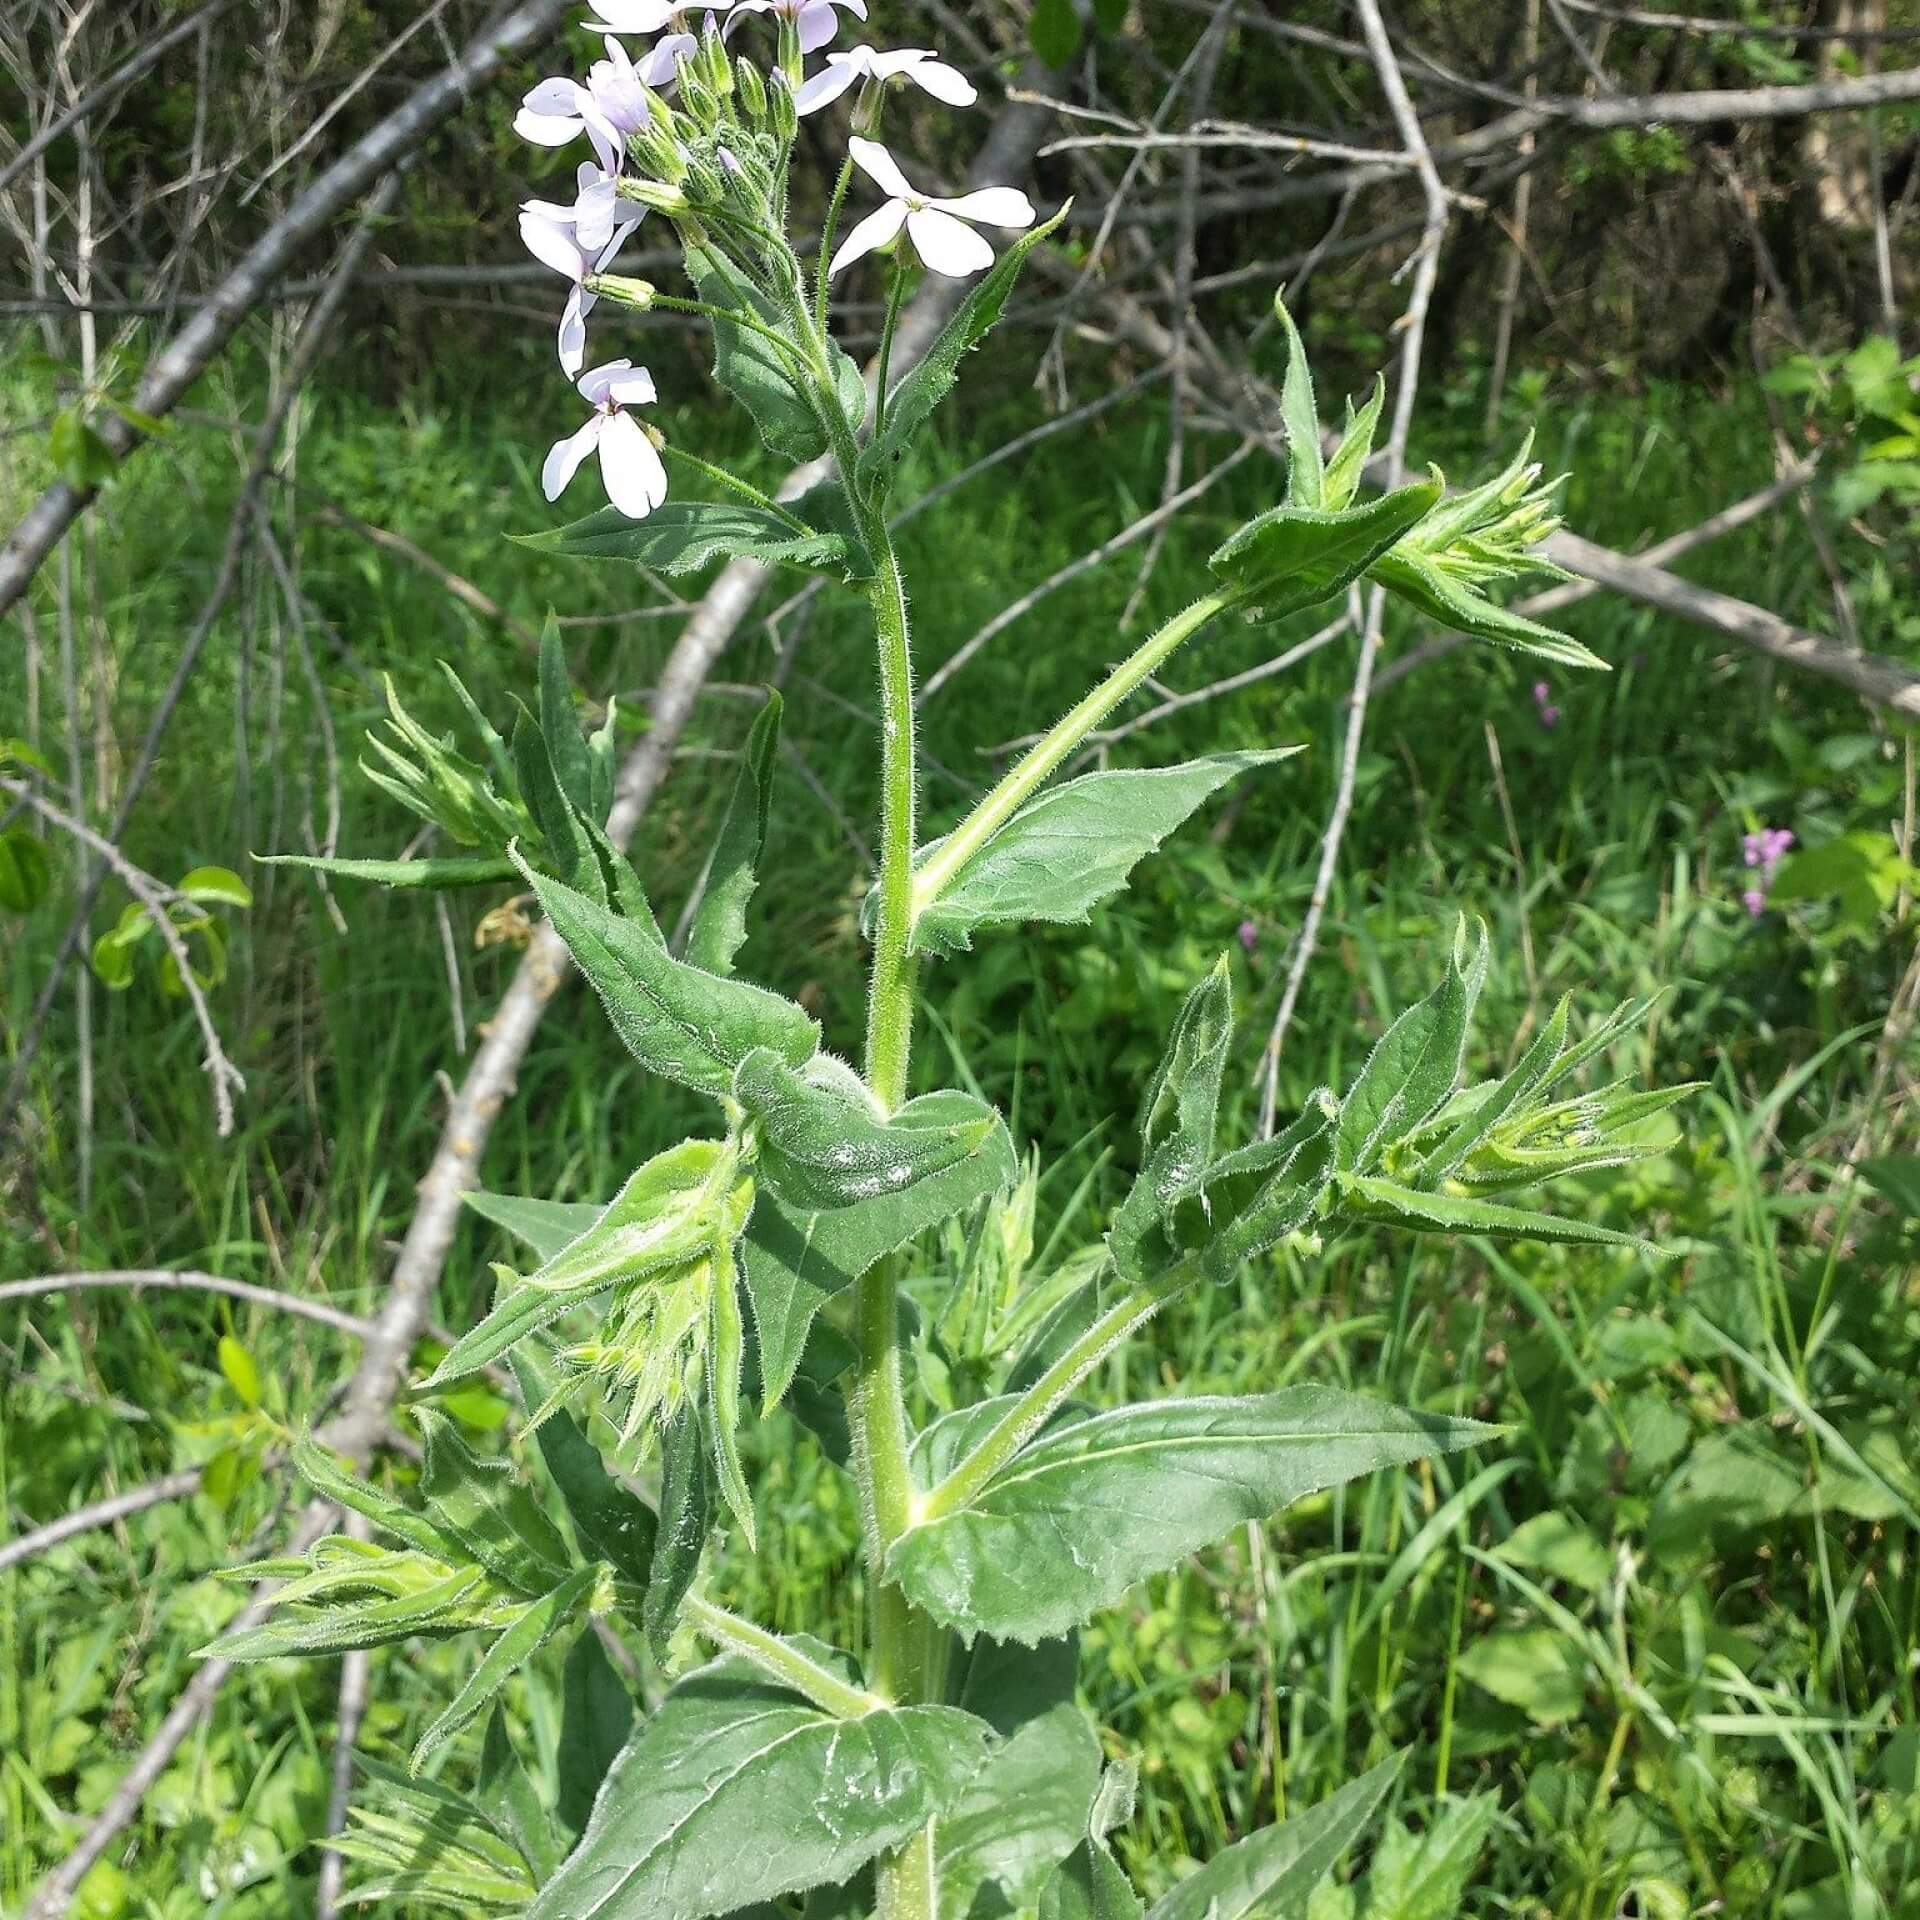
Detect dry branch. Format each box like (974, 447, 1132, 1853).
(0, 1270, 374, 1337)
(0, 1469, 206, 1579)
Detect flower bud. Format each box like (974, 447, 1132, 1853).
(735, 55, 768, 123)
(767, 66, 797, 143)
(680, 64, 720, 131)
(700, 14, 734, 97)
(685, 152, 727, 205)
(585, 274, 658, 311)
(617, 175, 690, 214)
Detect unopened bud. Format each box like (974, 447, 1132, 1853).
(767, 65, 797, 142)
(685, 153, 726, 203)
(680, 65, 720, 130)
(735, 55, 768, 122)
(585, 274, 657, 311)
(617, 176, 690, 214)
(700, 15, 734, 96)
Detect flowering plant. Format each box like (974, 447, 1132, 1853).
(234, 8, 1687, 1917)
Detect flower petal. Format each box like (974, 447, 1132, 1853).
(573, 175, 620, 252)
(598, 410, 669, 519)
(577, 358, 635, 406)
(520, 208, 586, 280)
(795, 55, 862, 114)
(847, 134, 914, 202)
(907, 204, 994, 276)
(931, 186, 1035, 228)
(605, 364, 658, 407)
(513, 107, 584, 148)
(558, 287, 589, 377)
(905, 56, 976, 105)
(544, 416, 604, 500)
(582, 0, 678, 29)
(828, 196, 906, 276)
(797, 2, 842, 53)
(524, 76, 589, 114)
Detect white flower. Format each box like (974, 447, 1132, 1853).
(582, 0, 712, 31)
(519, 196, 645, 375)
(543, 360, 669, 521)
(795, 46, 977, 116)
(829, 136, 1035, 278)
(636, 29, 698, 88)
(514, 77, 621, 171)
(729, 0, 865, 56)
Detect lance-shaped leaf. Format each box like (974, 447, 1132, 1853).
(537, 616, 595, 820)
(645, 1400, 713, 1663)
(1334, 917, 1488, 1176)
(735, 1047, 1001, 1212)
(1110, 958, 1233, 1282)
(741, 1092, 1018, 1408)
(525, 861, 819, 1099)
(1270, 296, 1326, 508)
(1196, 1098, 1338, 1280)
(523, 1655, 995, 1920)
(417, 1409, 575, 1593)
(513, 703, 596, 887)
(412, 1564, 601, 1773)
(890, 1389, 1494, 1643)
(556, 1627, 636, 1838)
(478, 1710, 563, 1884)
(704, 1231, 755, 1545)
(1143, 1754, 1403, 1920)
(685, 241, 865, 462)
(909, 751, 1298, 958)
(1331, 1173, 1660, 1253)
(1451, 1080, 1697, 1192)
(684, 690, 781, 977)
(1370, 546, 1604, 668)
(510, 1347, 658, 1587)
(331, 1762, 539, 1914)
(1038, 1763, 1144, 1920)
(938, 1702, 1102, 1920)
(860, 207, 1070, 488)
(1209, 480, 1442, 620)
(516, 500, 849, 576)
(256, 852, 519, 892)
(465, 1189, 604, 1261)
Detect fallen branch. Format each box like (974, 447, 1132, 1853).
(0, 1270, 374, 1338)
(0, 1469, 206, 1578)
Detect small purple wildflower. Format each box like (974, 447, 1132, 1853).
(1237, 919, 1259, 954)
(1739, 826, 1794, 916)
(1531, 680, 1560, 729)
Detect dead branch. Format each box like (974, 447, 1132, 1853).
(0, 1468, 207, 1579)
(0, 1270, 374, 1338)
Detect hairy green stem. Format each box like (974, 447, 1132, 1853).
(872, 260, 908, 446)
(659, 444, 812, 529)
(683, 1595, 884, 1717)
(647, 289, 816, 370)
(912, 589, 1242, 914)
(922, 1269, 1193, 1521)
(814, 152, 855, 335)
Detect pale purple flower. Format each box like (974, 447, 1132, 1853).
(583, 0, 727, 31)
(1739, 825, 1794, 916)
(544, 360, 669, 521)
(729, 0, 866, 55)
(1742, 888, 1768, 918)
(514, 77, 622, 172)
(1237, 919, 1259, 954)
(795, 46, 977, 115)
(1531, 679, 1560, 729)
(830, 137, 1036, 278)
(636, 30, 699, 88)
(519, 196, 645, 375)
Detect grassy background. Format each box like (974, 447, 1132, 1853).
(2, 316, 1917, 1920)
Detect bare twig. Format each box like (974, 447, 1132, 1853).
(0, 1468, 207, 1578)
(0, 1269, 374, 1337)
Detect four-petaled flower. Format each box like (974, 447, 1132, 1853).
(544, 360, 670, 520)
(729, 0, 866, 55)
(796, 45, 977, 115)
(520, 194, 646, 375)
(831, 136, 1035, 278)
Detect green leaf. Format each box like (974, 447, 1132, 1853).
(1270, 296, 1326, 509)
(741, 1093, 1018, 1406)
(523, 1657, 995, 1920)
(556, 1629, 635, 1839)
(464, 1191, 606, 1262)
(704, 1234, 755, 1545)
(1455, 1625, 1587, 1726)
(421, 1272, 582, 1388)
(684, 242, 861, 462)
(939, 1703, 1102, 1920)
(1144, 1756, 1403, 1920)
(912, 751, 1297, 957)
(1209, 481, 1441, 616)
(1360, 1791, 1497, 1920)
(333, 1761, 538, 1913)
(862, 209, 1070, 487)
(0, 830, 50, 911)
(1090, 0, 1128, 27)
(537, 617, 595, 820)
(685, 690, 782, 976)
(256, 851, 518, 891)
(1335, 917, 1488, 1174)
(0, 736, 54, 777)
(1196, 1100, 1337, 1279)
(1370, 547, 1605, 668)
(289, 1434, 464, 1562)
(645, 1402, 713, 1663)
(513, 704, 594, 885)
(1324, 378, 1385, 511)
(418, 1410, 574, 1594)
(510, 1347, 658, 1586)
(526, 863, 819, 1100)
(218, 1336, 262, 1409)
(1028, 0, 1081, 67)
(1333, 1173, 1657, 1253)
(735, 1048, 1000, 1212)
(177, 865, 252, 908)
(478, 1710, 563, 1883)
(412, 1566, 600, 1773)
(890, 1389, 1493, 1643)
(517, 500, 847, 576)
(211, 1555, 517, 1659)
(1038, 1765, 1143, 1920)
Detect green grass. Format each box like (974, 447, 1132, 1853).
(3, 333, 1916, 1919)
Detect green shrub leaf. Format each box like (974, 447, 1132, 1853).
(516, 500, 848, 575)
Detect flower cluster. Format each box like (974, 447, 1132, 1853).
(512, 2, 1035, 521)
(1741, 825, 1794, 917)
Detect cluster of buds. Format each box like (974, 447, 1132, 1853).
(512, 2, 1033, 521)
(1386, 435, 1570, 592)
